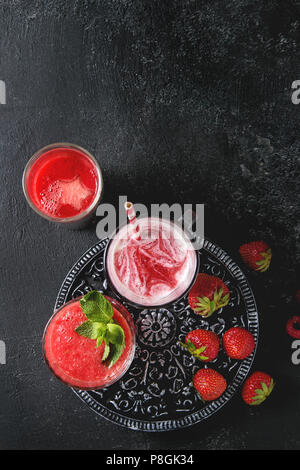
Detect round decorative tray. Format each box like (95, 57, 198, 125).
(55, 238, 258, 431)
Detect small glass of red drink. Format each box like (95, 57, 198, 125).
(42, 296, 136, 390)
(22, 143, 103, 228)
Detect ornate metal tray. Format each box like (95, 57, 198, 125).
(55, 238, 258, 431)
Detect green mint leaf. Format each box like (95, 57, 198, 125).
(101, 340, 110, 362)
(80, 290, 113, 323)
(108, 343, 125, 368)
(76, 292, 127, 368)
(96, 335, 104, 348)
(75, 321, 104, 340)
(105, 323, 125, 347)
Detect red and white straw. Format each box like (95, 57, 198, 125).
(125, 201, 141, 240)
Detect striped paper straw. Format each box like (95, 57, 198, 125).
(124, 201, 141, 240)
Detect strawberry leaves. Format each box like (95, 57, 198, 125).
(250, 379, 275, 405)
(75, 291, 125, 368)
(180, 339, 209, 361)
(255, 248, 272, 272)
(239, 241, 272, 273)
(193, 288, 230, 318)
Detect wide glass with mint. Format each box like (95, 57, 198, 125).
(43, 291, 136, 390)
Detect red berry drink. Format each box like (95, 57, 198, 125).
(23, 143, 103, 225)
(43, 297, 135, 389)
(106, 217, 198, 307)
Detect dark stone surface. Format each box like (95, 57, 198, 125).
(0, 0, 299, 449)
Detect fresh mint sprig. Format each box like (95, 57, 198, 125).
(75, 291, 125, 368)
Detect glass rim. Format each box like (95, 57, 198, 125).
(42, 295, 136, 391)
(22, 142, 103, 223)
(104, 216, 199, 309)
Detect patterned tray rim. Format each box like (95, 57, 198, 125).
(55, 238, 259, 432)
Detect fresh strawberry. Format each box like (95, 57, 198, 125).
(223, 327, 255, 360)
(193, 368, 227, 401)
(239, 241, 272, 272)
(188, 273, 230, 318)
(286, 316, 300, 339)
(181, 329, 219, 362)
(242, 371, 274, 405)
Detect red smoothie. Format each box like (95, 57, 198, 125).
(43, 298, 135, 389)
(25, 146, 100, 219)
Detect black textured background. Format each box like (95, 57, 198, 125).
(0, 0, 300, 450)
